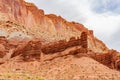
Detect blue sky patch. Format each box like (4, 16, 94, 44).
(92, 0, 120, 14)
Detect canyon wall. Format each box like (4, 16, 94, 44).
(0, 0, 109, 53)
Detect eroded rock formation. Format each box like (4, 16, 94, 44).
(0, 35, 120, 71)
(0, 0, 120, 71)
(0, 44, 6, 58)
(0, 36, 8, 58)
(0, 0, 108, 53)
(41, 32, 87, 54)
(81, 32, 87, 48)
(0, 31, 88, 61)
(112, 51, 120, 70)
(10, 39, 42, 61)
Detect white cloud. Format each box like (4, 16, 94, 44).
(25, 0, 120, 51)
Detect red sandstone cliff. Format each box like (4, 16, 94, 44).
(1, 1, 120, 79)
(0, 0, 108, 53)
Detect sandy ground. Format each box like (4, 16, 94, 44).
(0, 54, 120, 80)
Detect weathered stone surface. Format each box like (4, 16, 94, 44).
(69, 48, 88, 55)
(0, 0, 108, 53)
(0, 36, 8, 58)
(0, 44, 6, 58)
(89, 52, 113, 68)
(0, 36, 7, 46)
(41, 32, 87, 54)
(10, 39, 42, 61)
(111, 52, 120, 70)
(0, 0, 120, 72)
(81, 32, 87, 48)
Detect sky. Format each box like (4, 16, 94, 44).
(25, 0, 120, 51)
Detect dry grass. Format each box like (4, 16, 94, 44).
(0, 72, 44, 80)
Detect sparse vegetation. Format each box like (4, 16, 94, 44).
(0, 72, 44, 80)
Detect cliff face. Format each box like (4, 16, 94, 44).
(0, 0, 108, 53)
(0, 0, 44, 26)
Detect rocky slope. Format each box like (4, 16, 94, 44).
(0, 56, 120, 80)
(0, 0, 120, 80)
(0, 0, 108, 53)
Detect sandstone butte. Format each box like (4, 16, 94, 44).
(0, 0, 120, 80)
